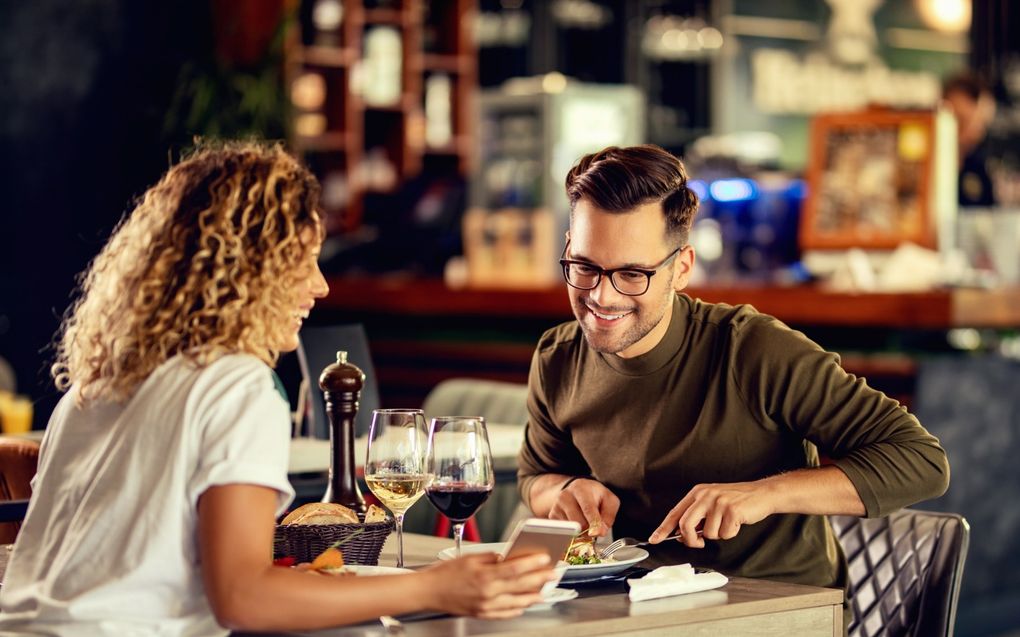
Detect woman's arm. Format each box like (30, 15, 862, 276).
(197, 485, 554, 632)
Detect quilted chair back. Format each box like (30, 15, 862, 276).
(422, 378, 530, 426)
(830, 509, 969, 637)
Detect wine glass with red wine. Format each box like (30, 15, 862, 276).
(426, 416, 494, 556)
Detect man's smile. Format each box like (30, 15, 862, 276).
(585, 301, 634, 323)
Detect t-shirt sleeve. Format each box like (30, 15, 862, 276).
(517, 344, 591, 508)
(732, 315, 950, 518)
(188, 362, 295, 517)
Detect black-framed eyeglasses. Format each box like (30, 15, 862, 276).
(559, 243, 683, 296)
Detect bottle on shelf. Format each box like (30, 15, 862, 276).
(311, 0, 344, 47)
(425, 73, 453, 148)
(362, 26, 402, 107)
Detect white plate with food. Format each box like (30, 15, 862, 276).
(435, 542, 648, 583)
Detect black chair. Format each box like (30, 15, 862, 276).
(0, 499, 29, 524)
(830, 509, 969, 637)
(296, 323, 380, 439)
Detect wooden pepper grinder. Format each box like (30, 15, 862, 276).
(318, 350, 366, 515)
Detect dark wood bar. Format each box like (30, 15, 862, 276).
(312, 277, 1020, 410)
(322, 276, 1020, 328)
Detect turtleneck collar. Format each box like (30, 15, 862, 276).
(598, 293, 690, 376)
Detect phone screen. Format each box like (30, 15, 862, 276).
(502, 518, 581, 563)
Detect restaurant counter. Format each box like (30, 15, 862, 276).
(311, 276, 1020, 409)
(320, 277, 1020, 329)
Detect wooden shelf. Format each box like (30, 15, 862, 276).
(417, 53, 471, 73)
(363, 103, 406, 113)
(424, 136, 471, 156)
(363, 8, 404, 26)
(294, 132, 353, 152)
(295, 46, 355, 68)
(288, 0, 477, 236)
(319, 277, 1020, 329)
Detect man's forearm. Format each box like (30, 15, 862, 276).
(526, 473, 573, 517)
(761, 465, 866, 517)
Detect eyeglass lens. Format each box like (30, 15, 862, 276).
(564, 264, 649, 295)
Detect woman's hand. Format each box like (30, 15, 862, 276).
(420, 552, 555, 619)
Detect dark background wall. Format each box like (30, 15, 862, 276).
(0, 1, 209, 427)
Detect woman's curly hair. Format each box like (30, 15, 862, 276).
(52, 141, 322, 405)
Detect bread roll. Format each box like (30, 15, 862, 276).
(281, 502, 359, 525)
(365, 504, 388, 523)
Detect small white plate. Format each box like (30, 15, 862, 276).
(526, 587, 579, 612)
(436, 542, 649, 583)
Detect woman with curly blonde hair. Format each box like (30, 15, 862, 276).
(0, 142, 553, 636)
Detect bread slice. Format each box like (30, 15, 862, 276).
(364, 504, 389, 523)
(281, 502, 360, 525)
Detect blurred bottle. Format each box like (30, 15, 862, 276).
(425, 73, 453, 148)
(0, 391, 33, 435)
(312, 0, 344, 47)
(362, 27, 402, 107)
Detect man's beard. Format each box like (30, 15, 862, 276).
(572, 291, 671, 355)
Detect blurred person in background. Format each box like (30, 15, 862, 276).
(0, 141, 554, 636)
(943, 71, 999, 206)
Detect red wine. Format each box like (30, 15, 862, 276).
(426, 484, 493, 522)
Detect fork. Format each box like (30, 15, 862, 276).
(598, 530, 704, 560)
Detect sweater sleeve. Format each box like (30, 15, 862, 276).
(732, 314, 949, 518)
(517, 344, 591, 509)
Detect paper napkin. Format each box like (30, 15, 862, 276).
(627, 564, 728, 602)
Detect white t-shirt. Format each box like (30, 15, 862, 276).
(0, 354, 295, 636)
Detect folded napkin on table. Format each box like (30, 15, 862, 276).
(627, 564, 728, 602)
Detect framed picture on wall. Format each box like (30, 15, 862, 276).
(800, 109, 939, 251)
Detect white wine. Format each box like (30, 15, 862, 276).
(365, 473, 427, 514)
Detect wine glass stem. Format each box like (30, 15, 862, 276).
(454, 521, 465, 557)
(395, 513, 405, 568)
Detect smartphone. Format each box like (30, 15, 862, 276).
(502, 518, 581, 564)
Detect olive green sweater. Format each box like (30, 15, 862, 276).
(518, 293, 949, 597)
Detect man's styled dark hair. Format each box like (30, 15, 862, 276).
(565, 144, 699, 246)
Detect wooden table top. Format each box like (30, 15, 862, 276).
(267, 533, 843, 637)
(2, 534, 842, 636)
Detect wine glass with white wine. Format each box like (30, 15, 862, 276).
(365, 409, 428, 568)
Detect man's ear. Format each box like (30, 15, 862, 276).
(672, 245, 696, 291)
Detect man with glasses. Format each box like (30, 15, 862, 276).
(517, 145, 949, 619)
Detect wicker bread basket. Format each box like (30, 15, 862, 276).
(274, 517, 394, 565)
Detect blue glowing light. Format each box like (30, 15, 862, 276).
(689, 179, 708, 202)
(785, 179, 808, 199)
(708, 178, 758, 202)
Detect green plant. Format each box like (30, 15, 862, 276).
(163, 10, 293, 143)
